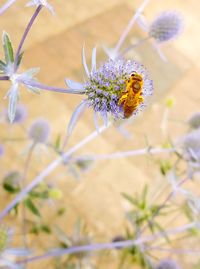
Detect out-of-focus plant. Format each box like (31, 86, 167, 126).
(1, 1, 198, 269)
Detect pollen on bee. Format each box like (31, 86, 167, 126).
(118, 72, 144, 118)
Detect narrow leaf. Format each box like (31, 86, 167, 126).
(24, 198, 41, 217)
(82, 46, 90, 77)
(16, 52, 24, 68)
(93, 111, 100, 133)
(2, 31, 14, 64)
(91, 47, 96, 72)
(26, 84, 41, 94)
(21, 67, 40, 79)
(66, 100, 88, 140)
(8, 83, 18, 123)
(65, 78, 84, 91)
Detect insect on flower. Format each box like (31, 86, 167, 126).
(118, 72, 144, 118)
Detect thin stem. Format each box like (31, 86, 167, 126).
(139, 176, 191, 235)
(21, 143, 35, 254)
(22, 80, 85, 94)
(145, 246, 200, 254)
(0, 0, 16, 15)
(74, 147, 175, 162)
(0, 123, 110, 221)
(14, 5, 43, 71)
(114, 0, 150, 56)
(119, 36, 150, 57)
(0, 76, 9, 80)
(18, 222, 194, 264)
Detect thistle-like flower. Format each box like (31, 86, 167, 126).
(26, 0, 54, 14)
(149, 11, 183, 43)
(155, 259, 181, 269)
(28, 118, 51, 144)
(0, 226, 30, 269)
(188, 112, 200, 129)
(137, 10, 183, 61)
(181, 128, 200, 166)
(65, 48, 153, 137)
(0, 144, 4, 157)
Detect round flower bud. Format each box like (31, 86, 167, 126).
(188, 112, 200, 129)
(149, 11, 183, 43)
(28, 118, 50, 144)
(3, 171, 21, 193)
(48, 188, 63, 200)
(156, 259, 181, 269)
(84, 59, 153, 119)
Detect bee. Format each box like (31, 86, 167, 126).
(118, 72, 144, 118)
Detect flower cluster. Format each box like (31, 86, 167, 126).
(84, 58, 153, 121)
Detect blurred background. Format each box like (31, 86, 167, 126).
(0, 0, 200, 268)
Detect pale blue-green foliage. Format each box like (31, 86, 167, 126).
(0, 31, 40, 123)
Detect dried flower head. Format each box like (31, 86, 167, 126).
(188, 112, 200, 129)
(149, 11, 183, 43)
(84, 58, 153, 120)
(156, 259, 181, 269)
(5, 104, 28, 124)
(28, 118, 50, 144)
(0, 144, 4, 157)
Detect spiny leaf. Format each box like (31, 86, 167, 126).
(2, 31, 14, 64)
(121, 192, 139, 207)
(17, 52, 24, 68)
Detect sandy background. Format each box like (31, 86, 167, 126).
(0, 0, 200, 268)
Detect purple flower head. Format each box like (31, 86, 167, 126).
(181, 129, 200, 164)
(149, 11, 183, 43)
(5, 104, 28, 124)
(156, 259, 181, 269)
(188, 112, 200, 129)
(84, 58, 153, 119)
(0, 144, 4, 157)
(28, 118, 50, 144)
